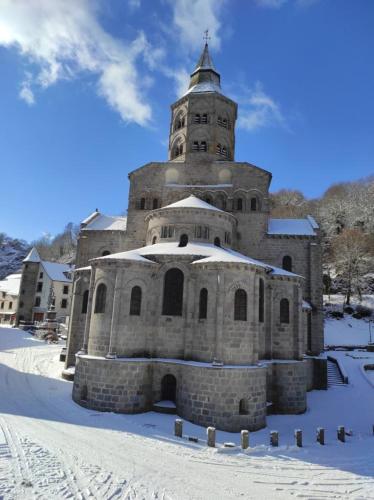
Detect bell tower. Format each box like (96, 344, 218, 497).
(168, 40, 237, 163)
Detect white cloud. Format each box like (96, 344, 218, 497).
(167, 0, 226, 51)
(0, 0, 153, 125)
(237, 82, 287, 131)
(128, 0, 141, 10)
(255, 0, 287, 7)
(255, 0, 318, 7)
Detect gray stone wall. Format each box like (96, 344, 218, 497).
(266, 361, 307, 414)
(16, 261, 39, 323)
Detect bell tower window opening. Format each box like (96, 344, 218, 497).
(214, 237, 221, 247)
(200, 141, 207, 152)
(152, 198, 159, 210)
(236, 198, 243, 211)
(201, 113, 208, 124)
(192, 141, 199, 151)
(174, 114, 185, 131)
(140, 197, 146, 210)
(194, 114, 201, 123)
(282, 256, 292, 272)
(172, 143, 183, 159)
(250, 197, 258, 211)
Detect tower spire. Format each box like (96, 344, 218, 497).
(186, 37, 221, 95)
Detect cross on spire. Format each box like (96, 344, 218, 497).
(203, 29, 210, 43)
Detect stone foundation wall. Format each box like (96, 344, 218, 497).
(266, 360, 307, 414)
(73, 356, 267, 432)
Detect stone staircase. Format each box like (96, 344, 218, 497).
(327, 360, 345, 387)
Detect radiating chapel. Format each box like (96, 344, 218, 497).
(66, 43, 325, 432)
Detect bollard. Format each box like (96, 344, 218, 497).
(316, 427, 325, 445)
(294, 429, 302, 447)
(337, 426, 345, 443)
(270, 431, 279, 447)
(207, 426, 216, 447)
(174, 419, 183, 438)
(241, 430, 249, 450)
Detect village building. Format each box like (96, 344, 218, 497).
(16, 248, 73, 324)
(0, 273, 21, 325)
(66, 43, 325, 432)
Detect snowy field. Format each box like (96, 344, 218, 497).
(324, 295, 374, 346)
(1, 328, 374, 499)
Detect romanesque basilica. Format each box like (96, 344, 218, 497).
(66, 43, 324, 432)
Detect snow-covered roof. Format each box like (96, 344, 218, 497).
(82, 214, 127, 231)
(95, 242, 299, 278)
(0, 273, 21, 296)
(162, 195, 223, 212)
(183, 82, 222, 96)
(23, 247, 41, 263)
(268, 218, 318, 236)
(41, 262, 73, 283)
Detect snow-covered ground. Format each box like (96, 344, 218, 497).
(1, 328, 374, 499)
(324, 295, 374, 346)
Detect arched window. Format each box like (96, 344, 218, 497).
(236, 198, 243, 211)
(94, 284, 107, 314)
(214, 237, 221, 247)
(194, 113, 201, 123)
(152, 236, 157, 245)
(204, 195, 212, 204)
(161, 374, 177, 402)
(172, 143, 183, 158)
(259, 279, 264, 323)
(250, 197, 257, 211)
(199, 288, 208, 319)
(81, 290, 89, 314)
(140, 197, 146, 210)
(239, 399, 249, 415)
(179, 234, 188, 247)
(216, 143, 222, 154)
(152, 198, 159, 209)
(201, 113, 208, 124)
(200, 141, 207, 152)
(280, 298, 290, 323)
(282, 255, 293, 272)
(234, 289, 247, 321)
(162, 268, 184, 316)
(102, 250, 110, 256)
(174, 114, 185, 131)
(129, 286, 142, 316)
(192, 141, 199, 151)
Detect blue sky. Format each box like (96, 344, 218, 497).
(0, 0, 373, 242)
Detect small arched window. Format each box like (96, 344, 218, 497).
(280, 298, 290, 323)
(216, 143, 222, 154)
(129, 286, 142, 316)
(194, 113, 201, 123)
(282, 255, 293, 272)
(250, 197, 257, 211)
(201, 113, 208, 124)
(239, 399, 249, 415)
(259, 279, 264, 323)
(200, 141, 207, 152)
(94, 283, 107, 314)
(140, 197, 146, 210)
(214, 237, 221, 247)
(102, 250, 110, 256)
(162, 268, 184, 316)
(179, 234, 188, 247)
(234, 289, 247, 321)
(152, 236, 157, 245)
(199, 288, 208, 319)
(81, 290, 89, 314)
(236, 198, 243, 211)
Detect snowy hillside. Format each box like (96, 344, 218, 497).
(0, 234, 30, 280)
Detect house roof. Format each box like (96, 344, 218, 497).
(95, 241, 300, 278)
(268, 218, 318, 236)
(162, 195, 223, 212)
(41, 262, 73, 283)
(0, 273, 22, 296)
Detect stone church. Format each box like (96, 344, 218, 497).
(66, 43, 324, 432)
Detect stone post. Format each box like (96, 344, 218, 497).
(294, 429, 302, 447)
(106, 271, 122, 358)
(270, 431, 279, 447)
(80, 266, 96, 354)
(174, 419, 183, 438)
(241, 430, 249, 450)
(207, 427, 216, 447)
(337, 426, 345, 443)
(316, 427, 325, 445)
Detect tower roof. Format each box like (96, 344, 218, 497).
(185, 43, 222, 96)
(23, 247, 41, 263)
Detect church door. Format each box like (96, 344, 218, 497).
(161, 374, 177, 402)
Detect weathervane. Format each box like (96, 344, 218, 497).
(203, 29, 211, 43)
